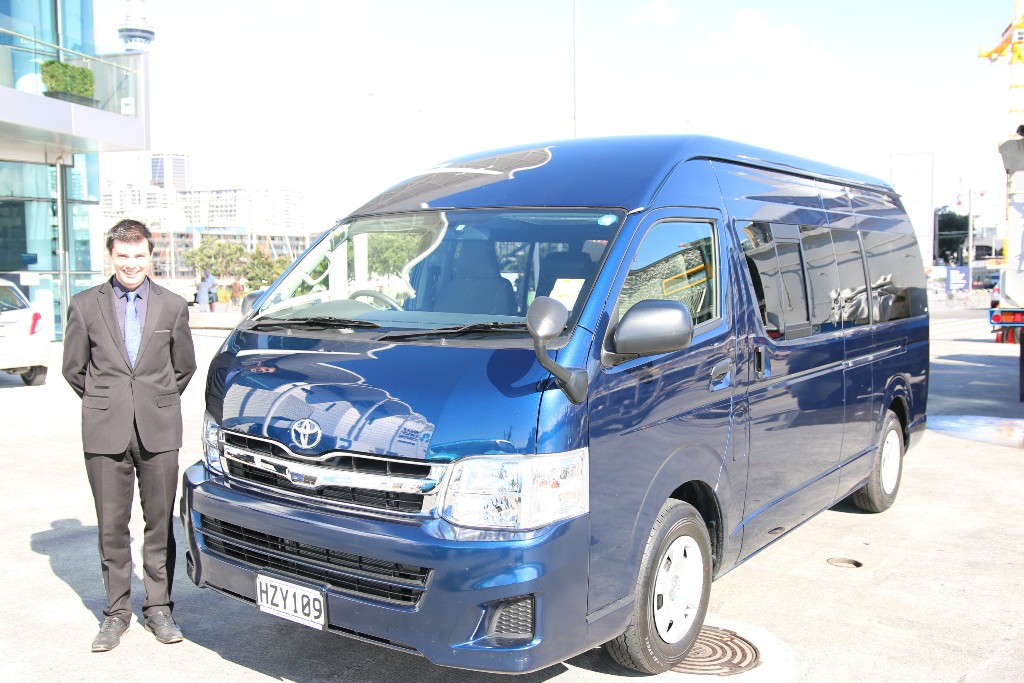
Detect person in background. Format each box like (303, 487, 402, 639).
(61, 219, 197, 652)
(230, 278, 243, 311)
(197, 269, 216, 313)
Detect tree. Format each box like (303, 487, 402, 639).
(239, 250, 293, 288)
(935, 209, 968, 265)
(182, 238, 247, 277)
(346, 233, 422, 277)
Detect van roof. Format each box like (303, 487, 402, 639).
(352, 135, 894, 217)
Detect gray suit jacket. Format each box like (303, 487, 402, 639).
(62, 277, 197, 454)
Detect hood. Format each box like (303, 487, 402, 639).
(206, 331, 551, 460)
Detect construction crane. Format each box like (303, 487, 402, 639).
(980, 0, 1024, 134)
(983, 2, 1024, 398)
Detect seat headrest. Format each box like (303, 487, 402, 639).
(454, 241, 500, 279)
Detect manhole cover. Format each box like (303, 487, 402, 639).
(827, 557, 863, 568)
(672, 625, 761, 676)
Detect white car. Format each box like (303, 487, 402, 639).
(0, 278, 48, 385)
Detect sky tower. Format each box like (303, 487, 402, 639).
(118, 0, 155, 52)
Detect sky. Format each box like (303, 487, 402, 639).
(93, 0, 1015, 233)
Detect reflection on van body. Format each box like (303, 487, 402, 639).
(182, 136, 927, 674)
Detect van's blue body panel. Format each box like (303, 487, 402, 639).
(183, 136, 928, 673)
(181, 464, 592, 673)
(206, 330, 551, 457)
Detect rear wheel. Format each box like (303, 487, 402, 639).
(852, 409, 903, 513)
(603, 500, 711, 674)
(20, 365, 46, 386)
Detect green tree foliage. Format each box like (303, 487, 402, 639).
(238, 250, 294, 288)
(346, 233, 422, 277)
(182, 239, 248, 276)
(935, 209, 968, 265)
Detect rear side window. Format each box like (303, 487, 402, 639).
(800, 226, 841, 333)
(617, 220, 718, 325)
(831, 231, 870, 328)
(860, 231, 928, 321)
(0, 285, 29, 312)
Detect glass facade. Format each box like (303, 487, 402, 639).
(0, 153, 103, 339)
(0, 1, 107, 340)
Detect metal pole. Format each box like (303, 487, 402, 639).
(1019, 336, 1024, 401)
(968, 191, 974, 289)
(54, 155, 69, 339)
(572, 0, 578, 138)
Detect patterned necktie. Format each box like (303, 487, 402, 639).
(125, 291, 141, 367)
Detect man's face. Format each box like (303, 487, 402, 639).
(110, 239, 151, 290)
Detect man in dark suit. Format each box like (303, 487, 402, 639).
(62, 219, 197, 652)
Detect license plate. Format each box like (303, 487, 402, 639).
(256, 574, 327, 630)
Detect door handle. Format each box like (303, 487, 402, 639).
(755, 345, 771, 379)
(709, 358, 733, 391)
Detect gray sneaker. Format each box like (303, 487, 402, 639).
(91, 616, 129, 652)
(144, 610, 183, 644)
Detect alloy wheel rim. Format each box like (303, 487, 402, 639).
(652, 534, 704, 644)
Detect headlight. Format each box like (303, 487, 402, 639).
(439, 448, 589, 530)
(202, 413, 223, 474)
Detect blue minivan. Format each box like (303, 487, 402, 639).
(182, 136, 928, 674)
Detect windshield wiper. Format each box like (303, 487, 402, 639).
(247, 316, 381, 331)
(377, 322, 529, 341)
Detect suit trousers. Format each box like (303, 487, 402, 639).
(84, 422, 178, 622)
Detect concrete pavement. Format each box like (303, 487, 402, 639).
(0, 306, 1020, 682)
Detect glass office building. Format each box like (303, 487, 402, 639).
(0, 0, 150, 339)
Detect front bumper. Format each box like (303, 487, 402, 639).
(180, 463, 591, 673)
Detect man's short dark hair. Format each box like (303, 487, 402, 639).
(106, 219, 154, 254)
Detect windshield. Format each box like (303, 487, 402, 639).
(253, 209, 623, 336)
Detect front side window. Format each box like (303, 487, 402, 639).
(253, 209, 622, 338)
(616, 220, 718, 325)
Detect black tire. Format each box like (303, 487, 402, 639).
(20, 365, 47, 386)
(603, 500, 711, 674)
(852, 409, 904, 513)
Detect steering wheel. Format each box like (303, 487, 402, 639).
(348, 289, 403, 310)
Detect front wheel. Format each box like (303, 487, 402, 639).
(852, 409, 904, 513)
(603, 500, 711, 674)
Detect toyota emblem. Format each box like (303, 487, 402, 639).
(290, 418, 323, 449)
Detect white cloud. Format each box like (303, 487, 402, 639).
(630, 0, 680, 27)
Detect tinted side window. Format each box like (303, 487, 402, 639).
(800, 226, 841, 333)
(0, 284, 30, 310)
(860, 231, 928, 321)
(739, 222, 810, 341)
(740, 222, 782, 338)
(831, 230, 870, 328)
(775, 241, 811, 340)
(617, 221, 717, 325)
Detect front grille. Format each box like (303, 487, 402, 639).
(219, 431, 444, 516)
(225, 461, 424, 513)
(200, 515, 430, 605)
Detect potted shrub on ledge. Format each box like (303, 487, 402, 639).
(40, 60, 95, 106)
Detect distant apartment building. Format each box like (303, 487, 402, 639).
(101, 173, 309, 280)
(151, 152, 190, 191)
(0, 1, 151, 339)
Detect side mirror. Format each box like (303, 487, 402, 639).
(526, 296, 588, 404)
(610, 300, 694, 359)
(241, 289, 266, 315)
